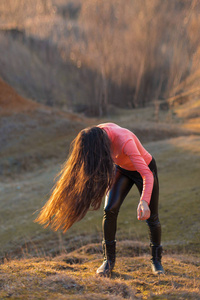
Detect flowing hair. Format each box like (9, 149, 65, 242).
(34, 126, 114, 232)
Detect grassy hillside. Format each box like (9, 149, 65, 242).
(1, 133, 199, 259)
(0, 80, 199, 258)
(0, 78, 199, 299)
(0, 78, 89, 177)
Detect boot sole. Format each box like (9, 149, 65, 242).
(152, 268, 165, 275)
(96, 270, 111, 278)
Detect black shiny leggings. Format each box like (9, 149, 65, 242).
(103, 158, 161, 246)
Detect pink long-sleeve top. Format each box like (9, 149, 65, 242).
(98, 123, 153, 204)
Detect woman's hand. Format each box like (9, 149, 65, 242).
(137, 200, 151, 220)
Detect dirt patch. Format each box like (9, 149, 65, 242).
(0, 77, 86, 122)
(0, 77, 39, 114)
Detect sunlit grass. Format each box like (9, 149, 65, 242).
(0, 244, 199, 299)
(0, 133, 199, 260)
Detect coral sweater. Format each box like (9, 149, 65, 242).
(98, 123, 153, 204)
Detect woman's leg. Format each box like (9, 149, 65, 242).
(133, 159, 161, 246)
(97, 168, 133, 277)
(147, 159, 164, 273)
(146, 158, 161, 246)
(134, 158, 164, 274)
(103, 168, 134, 241)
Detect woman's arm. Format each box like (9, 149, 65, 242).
(123, 139, 154, 204)
(123, 140, 153, 220)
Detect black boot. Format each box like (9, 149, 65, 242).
(150, 244, 164, 274)
(96, 240, 116, 277)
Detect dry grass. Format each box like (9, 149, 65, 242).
(0, 0, 200, 115)
(0, 242, 199, 299)
(173, 98, 200, 133)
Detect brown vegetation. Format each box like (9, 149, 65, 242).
(1, 242, 199, 299)
(0, 77, 39, 114)
(0, 0, 200, 115)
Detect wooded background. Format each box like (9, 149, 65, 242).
(0, 0, 200, 116)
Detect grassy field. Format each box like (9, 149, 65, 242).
(0, 101, 200, 299)
(1, 133, 199, 259)
(1, 104, 200, 255)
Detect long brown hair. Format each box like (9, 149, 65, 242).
(34, 126, 114, 232)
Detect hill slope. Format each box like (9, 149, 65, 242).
(0, 77, 88, 177)
(0, 78, 199, 299)
(0, 77, 200, 258)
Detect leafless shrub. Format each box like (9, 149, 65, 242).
(0, 0, 200, 116)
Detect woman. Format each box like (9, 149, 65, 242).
(35, 123, 164, 277)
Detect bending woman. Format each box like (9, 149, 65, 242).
(35, 122, 164, 276)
